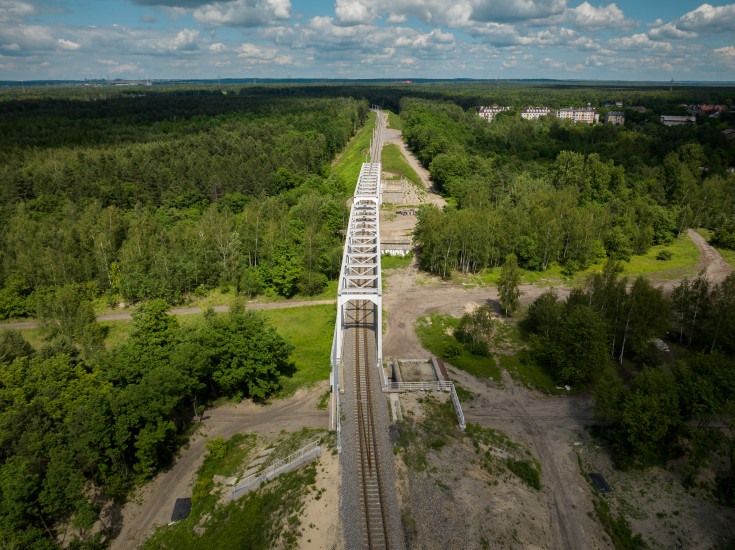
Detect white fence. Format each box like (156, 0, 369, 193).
(230, 438, 321, 501)
(449, 384, 466, 431)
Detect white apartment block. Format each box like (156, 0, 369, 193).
(521, 106, 552, 120)
(555, 107, 600, 124)
(478, 106, 511, 122)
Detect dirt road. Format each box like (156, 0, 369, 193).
(458, 369, 602, 550)
(110, 384, 329, 549)
(382, 125, 446, 207)
(0, 299, 337, 330)
(687, 227, 732, 284)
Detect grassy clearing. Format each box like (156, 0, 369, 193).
(381, 143, 420, 185)
(695, 227, 735, 267)
(415, 312, 500, 380)
(592, 496, 648, 550)
(453, 382, 477, 402)
(382, 252, 413, 271)
(455, 232, 701, 288)
(331, 111, 377, 195)
(386, 110, 403, 130)
(141, 430, 325, 550)
(260, 304, 335, 397)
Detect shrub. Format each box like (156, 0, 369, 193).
(506, 458, 541, 490)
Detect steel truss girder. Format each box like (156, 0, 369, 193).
(334, 158, 383, 371)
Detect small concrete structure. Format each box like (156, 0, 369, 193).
(381, 239, 411, 256)
(381, 181, 404, 204)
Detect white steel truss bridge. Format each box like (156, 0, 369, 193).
(330, 110, 384, 440)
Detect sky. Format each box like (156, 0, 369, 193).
(1, 0, 735, 82)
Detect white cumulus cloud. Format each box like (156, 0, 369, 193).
(0, 0, 36, 23)
(559, 2, 636, 31)
(609, 33, 672, 52)
(678, 3, 735, 33)
(335, 0, 373, 25)
(57, 38, 80, 50)
(194, 0, 291, 28)
(713, 45, 735, 56)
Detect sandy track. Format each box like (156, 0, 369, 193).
(110, 384, 329, 549)
(383, 125, 446, 207)
(458, 369, 600, 550)
(0, 299, 337, 330)
(687, 228, 731, 284)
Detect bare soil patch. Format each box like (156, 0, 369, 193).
(299, 448, 343, 550)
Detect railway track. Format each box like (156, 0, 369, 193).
(353, 300, 390, 550)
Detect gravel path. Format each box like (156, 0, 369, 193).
(0, 299, 337, 330)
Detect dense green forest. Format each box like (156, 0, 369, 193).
(0, 92, 367, 316)
(0, 299, 296, 548)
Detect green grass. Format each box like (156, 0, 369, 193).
(381, 143, 420, 185)
(453, 383, 477, 402)
(498, 352, 561, 395)
(260, 304, 335, 397)
(696, 227, 735, 268)
(382, 252, 413, 271)
(592, 496, 648, 550)
(330, 111, 377, 195)
(456, 232, 701, 288)
(506, 457, 541, 490)
(415, 313, 500, 380)
(386, 110, 403, 130)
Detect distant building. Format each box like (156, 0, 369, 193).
(521, 106, 551, 120)
(478, 106, 511, 122)
(628, 106, 647, 113)
(555, 106, 599, 124)
(660, 115, 696, 127)
(723, 128, 735, 139)
(605, 111, 625, 125)
(697, 104, 727, 113)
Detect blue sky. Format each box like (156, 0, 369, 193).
(1, 0, 734, 81)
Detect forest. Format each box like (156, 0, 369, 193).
(0, 91, 366, 315)
(1, 81, 735, 547)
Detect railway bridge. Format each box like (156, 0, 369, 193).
(329, 110, 402, 549)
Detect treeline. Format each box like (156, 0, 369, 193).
(404, 97, 735, 275)
(0, 95, 366, 206)
(0, 191, 347, 316)
(0, 94, 367, 316)
(0, 300, 294, 548)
